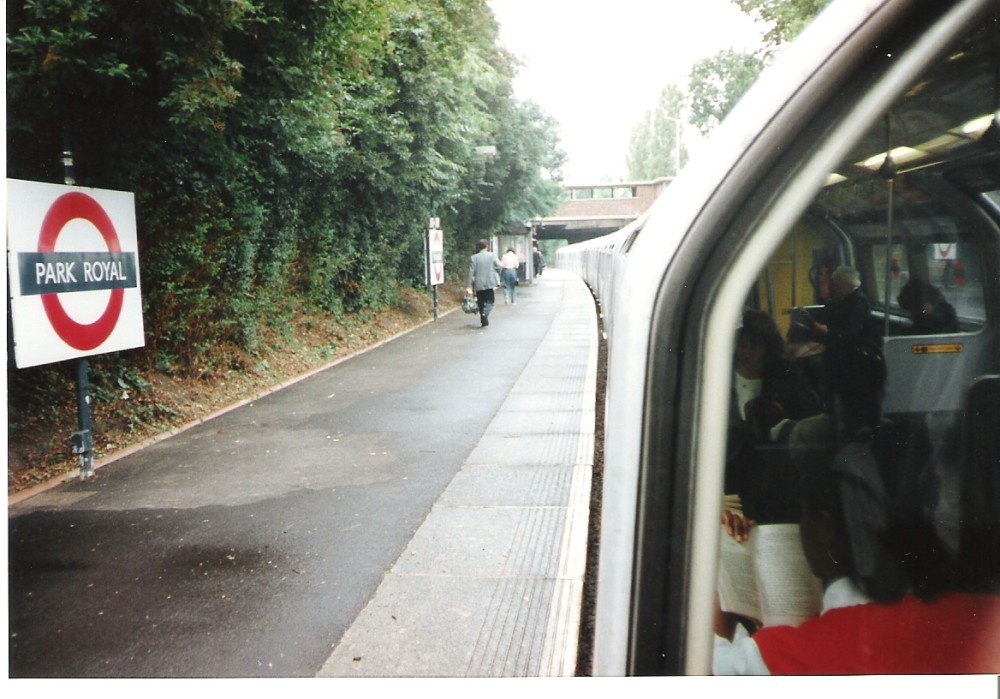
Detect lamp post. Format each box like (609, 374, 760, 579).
(663, 115, 683, 177)
(473, 144, 497, 247)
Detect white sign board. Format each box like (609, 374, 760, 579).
(427, 227, 444, 286)
(7, 179, 145, 368)
(934, 243, 957, 260)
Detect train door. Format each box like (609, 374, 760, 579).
(594, 0, 1000, 675)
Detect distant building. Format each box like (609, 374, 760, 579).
(532, 178, 672, 244)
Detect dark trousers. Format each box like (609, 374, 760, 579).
(475, 288, 495, 319)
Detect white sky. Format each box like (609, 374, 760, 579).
(488, 0, 766, 183)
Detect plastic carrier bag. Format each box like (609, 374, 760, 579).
(462, 294, 479, 314)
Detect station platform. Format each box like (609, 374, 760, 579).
(318, 269, 598, 677)
(8, 268, 598, 679)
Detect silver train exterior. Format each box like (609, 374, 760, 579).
(557, 0, 1000, 675)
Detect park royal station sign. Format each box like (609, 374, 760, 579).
(7, 179, 145, 369)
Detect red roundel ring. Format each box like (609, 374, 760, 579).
(38, 192, 124, 351)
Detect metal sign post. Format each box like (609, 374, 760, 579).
(427, 218, 444, 320)
(73, 354, 95, 479)
(62, 140, 95, 479)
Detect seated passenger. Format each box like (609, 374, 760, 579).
(714, 440, 1000, 674)
(731, 310, 817, 440)
(897, 277, 960, 334)
(785, 330, 887, 454)
(785, 319, 825, 402)
(725, 310, 821, 526)
(801, 267, 882, 422)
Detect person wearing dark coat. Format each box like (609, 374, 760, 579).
(533, 245, 545, 276)
(808, 266, 880, 427)
(896, 278, 960, 334)
(725, 310, 821, 526)
(812, 266, 871, 346)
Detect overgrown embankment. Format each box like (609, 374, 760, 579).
(8, 283, 464, 496)
(6, 2, 564, 495)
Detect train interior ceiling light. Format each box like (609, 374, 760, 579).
(821, 27, 1000, 187)
(825, 113, 996, 186)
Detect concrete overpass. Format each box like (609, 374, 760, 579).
(532, 178, 672, 243)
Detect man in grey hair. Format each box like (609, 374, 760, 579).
(812, 266, 871, 345)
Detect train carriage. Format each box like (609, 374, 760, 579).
(558, 0, 1000, 675)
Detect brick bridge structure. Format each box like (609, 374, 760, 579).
(532, 177, 672, 244)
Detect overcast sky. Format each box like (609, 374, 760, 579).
(488, 0, 766, 183)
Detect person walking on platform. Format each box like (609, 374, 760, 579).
(469, 239, 502, 327)
(533, 245, 546, 277)
(501, 246, 520, 305)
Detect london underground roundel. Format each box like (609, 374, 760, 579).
(7, 180, 145, 369)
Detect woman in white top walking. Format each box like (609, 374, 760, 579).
(500, 246, 519, 305)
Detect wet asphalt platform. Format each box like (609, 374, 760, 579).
(7, 268, 597, 679)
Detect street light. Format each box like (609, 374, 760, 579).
(662, 115, 684, 177)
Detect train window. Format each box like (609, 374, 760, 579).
(868, 242, 910, 308)
(920, 242, 987, 326)
(585, 1, 1000, 677)
(715, 208, 999, 674)
(709, 10, 1000, 676)
(868, 237, 987, 331)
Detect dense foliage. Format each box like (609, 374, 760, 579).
(7, 0, 565, 375)
(686, 48, 765, 137)
(734, 0, 831, 51)
(627, 0, 829, 180)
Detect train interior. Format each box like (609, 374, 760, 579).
(719, 13, 1000, 649)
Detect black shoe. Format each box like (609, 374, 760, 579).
(482, 316, 489, 327)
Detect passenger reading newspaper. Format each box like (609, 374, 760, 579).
(715, 298, 1000, 674)
(717, 518, 822, 628)
(713, 438, 1000, 674)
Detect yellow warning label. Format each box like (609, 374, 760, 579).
(912, 344, 964, 355)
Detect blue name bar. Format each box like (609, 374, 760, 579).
(18, 252, 138, 296)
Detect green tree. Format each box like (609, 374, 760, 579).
(451, 98, 564, 247)
(6, 0, 562, 376)
(6, 0, 571, 456)
(733, 0, 831, 50)
(627, 0, 828, 153)
(686, 49, 764, 137)
(627, 84, 688, 180)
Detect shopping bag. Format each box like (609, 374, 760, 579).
(462, 294, 479, 314)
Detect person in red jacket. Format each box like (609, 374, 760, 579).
(714, 438, 1000, 674)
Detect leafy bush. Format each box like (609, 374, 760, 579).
(7, 0, 565, 379)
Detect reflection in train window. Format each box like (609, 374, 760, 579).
(716, 210, 1000, 672)
(869, 239, 987, 332)
(712, 17, 1000, 672)
(920, 242, 986, 327)
(868, 242, 910, 309)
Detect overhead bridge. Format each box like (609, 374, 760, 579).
(533, 178, 672, 244)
